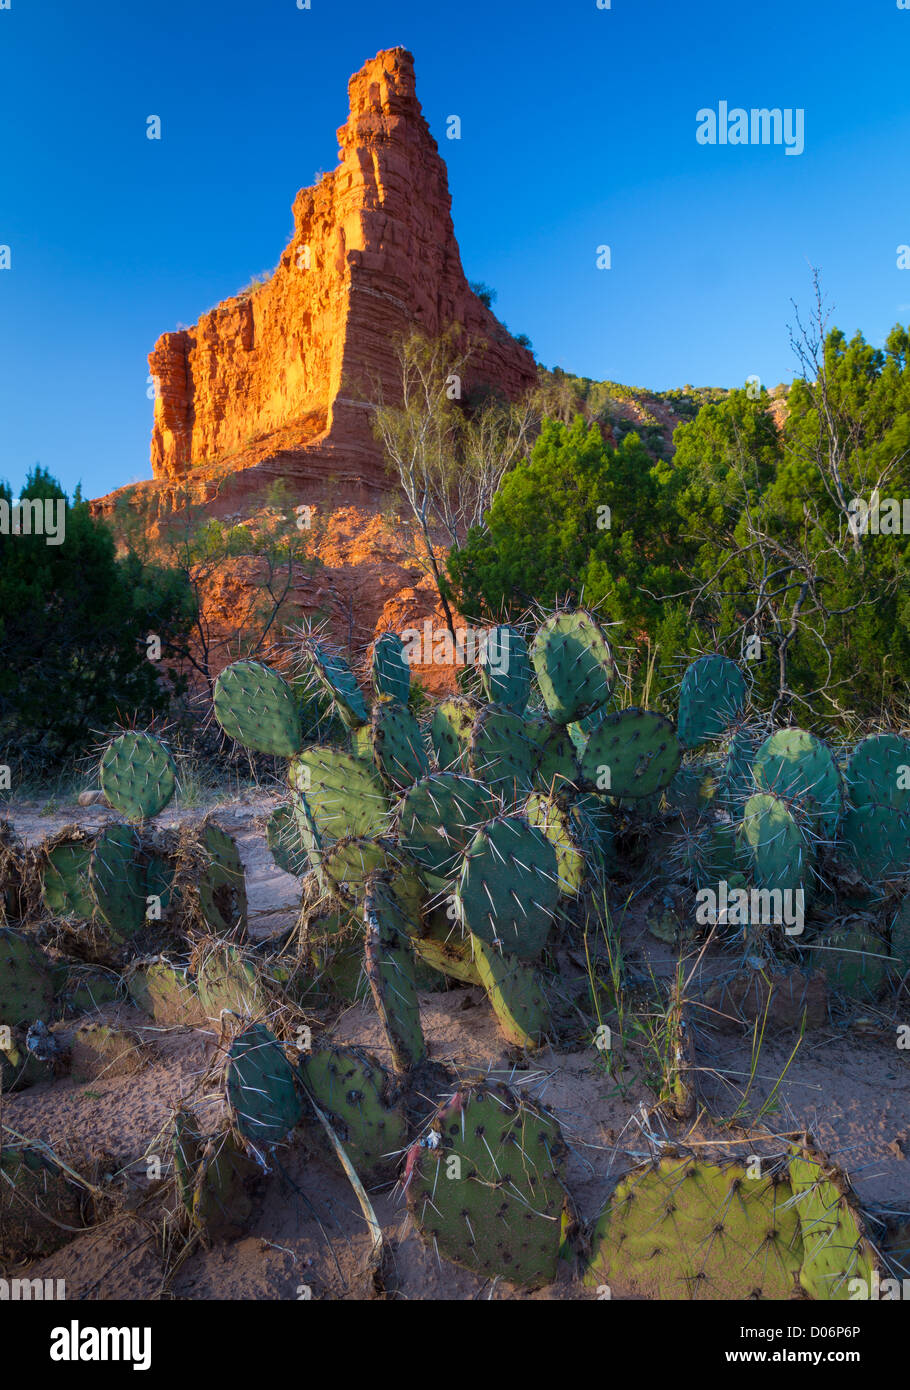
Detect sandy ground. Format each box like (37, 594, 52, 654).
(3, 794, 909, 1300)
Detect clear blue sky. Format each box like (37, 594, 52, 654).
(2, 0, 909, 499)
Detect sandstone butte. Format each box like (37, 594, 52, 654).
(148, 44, 535, 502)
(93, 46, 538, 696)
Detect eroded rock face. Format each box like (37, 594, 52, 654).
(148, 46, 536, 488)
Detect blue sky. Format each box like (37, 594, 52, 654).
(2, 0, 909, 499)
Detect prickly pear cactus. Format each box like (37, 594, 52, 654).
(99, 731, 177, 822)
(364, 893, 426, 1075)
(480, 624, 531, 714)
(352, 696, 429, 790)
(530, 608, 616, 725)
(525, 716, 579, 794)
(299, 1043, 409, 1179)
(317, 835, 401, 905)
(813, 921, 887, 1002)
(844, 732, 910, 812)
(127, 957, 206, 1026)
(214, 659, 302, 757)
(289, 747, 388, 841)
(676, 654, 747, 750)
(0, 928, 54, 1027)
(580, 708, 681, 799)
(172, 1110, 258, 1241)
(226, 1023, 302, 1148)
(371, 630, 411, 704)
(195, 821, 248, 936)
(524, 792, 586, 897)
(266, 803, 310, 877)
(430, 696, 479, 771)
(302, 640, 369, 730)
(394, 773, 499, 885)
(0, 1143, 86, 1260)
(838, 801, 910, 883)
(194, 943, 270, 1021)
(454, 814, 560, 959)
(736, 792, 813, 899)
(789, 1145, 878, 1300)
(585, 1156, 803, 1299)
(468, 704, 537, 800)
(405, 1081, 569, 1286)
(753, 728, 843, 836)
(472, 937, 551, 1049)
(89, 823, 147, 944)
(42, 834, 96, 920)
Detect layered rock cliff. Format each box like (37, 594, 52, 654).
(148, 46, 536, 491)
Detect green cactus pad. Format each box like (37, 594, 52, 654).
(717, 726, 761, 810)
(57, 965, 120, 1016)
(753, 728, 843, 836)
(289, 746, 388, 841)
(0, 1144, 86, 1260)
(266, 804, 310, 877)
(524, 792, 587, 896)
(455, 815, 560, 959)
(299, 1044, 408, 1179)
(789, 1147, 878, 1300)
(737, 792, 813, 899)
(303, 641, 369, 729)
(173, 1111, 258, 1240)
(472, 937, 551, 1049)
(430, 695, 479, 771)
(664, 758, 718, 819)
(394, 773, 500, 883)
(813, 922, 888, 1002)
(838, 802, 910, 883)
(844, 732, 910, 811)
(352, 696, 430, 791)
(364, 918, 426, 1075)
(127, 958, 206, 1026)
(317, 835, 401, 905)
(214, 659, 302, 757)
(677, 654, 747, 750)
(525, 716, 579, 794)
(226, 1022, 302, 1147)
(0, 929, 54, 1027)
(90, 823, 147, 943)
(412, 930, 483, 985)
(194, 943, 270, 1021)
(371, 631, 411, 704)
(305, 907, 369, 1002)
(570, 793, 617, 873)
(406, 1081, 569, 1287)
(530, 608, 616, 725)
(585, 1156, 803, 1299)
(99, 731, 177, 821)
(196, 822, 248, 936)
(43, 839, 95, 919)
(480, 624, 531, 714)
(580, 708, 682, 799)
(468, 704, 537, 800)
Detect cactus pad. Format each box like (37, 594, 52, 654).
(480, 624, 531, 714)
(364, 912, 426, 1075)
(90, 823, 147, 943)
(0, 929, 54, 1028)
(753, 728, 843, 836)
(226, 1023, 302, 1147)
(289, 747, 388, 842)
(585, 1156, 803, 1299)
(789, 1146, 878, 1300)
(395, 773, 499, 883)
(455, 814, 559, 959)
(430, 696, 479, 771)
(371, 630, 411, 704)
(99, 731, 177, 821)
(352, 696, 430, 790)
(472, 937, 551, 1048)
(43, 838, 95, 919)
(580, 708, 681, 799)
(405, 1081, 569, 1286)
(214, 659, 302, 757)
(530, 608, 616, 724)
(299, 1043, 408, 1179)
(468, 704, 537, 800)
(677, 654, 747, 749)
(844, 732, 910, 811)
(266, 803, 310, 877)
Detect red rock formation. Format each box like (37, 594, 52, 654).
(148, 47, 536, 491)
